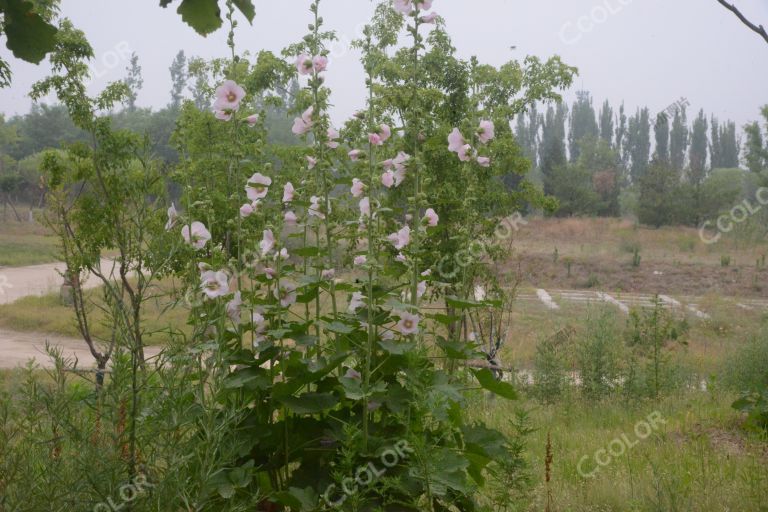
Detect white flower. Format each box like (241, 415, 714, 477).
(348, 292, 365, 313)
(182, 222, 211, 250)
(260, 229, 276, 256)
(201, 270, 229, 299)
(273, 281, 297, 307)
(165, 203, 178, 231)
(246, 173, 272, 201)
(395, 311, 420, 336)
(359, 197, 371, 218)
(309, 196, 326, 220)
(226, 291, 242, 323)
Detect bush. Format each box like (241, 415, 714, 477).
(576, 311, 623, 400)
(531, 329, 572, 404)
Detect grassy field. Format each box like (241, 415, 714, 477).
(0, 217, 60, 267)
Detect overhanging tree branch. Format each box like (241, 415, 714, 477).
(715, 0, 768, 45)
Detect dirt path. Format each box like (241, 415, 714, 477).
(0, 260, 160, 369)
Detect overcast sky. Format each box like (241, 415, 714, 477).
(1, 0, 767, 129)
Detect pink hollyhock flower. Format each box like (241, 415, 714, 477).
(246, 173, 272, 201)
(349, 149, 364, 161)
(395, 253, 407, 263)
(395, 311, 420, 335)
(478, 120, 495, 144)
(292, 106, 314, 135)
(421, 12, 438, 23)
(264, 267, 276, 280)
(393, 151, 410, 173)
(306, 156, 317, 170)
(313, 55, 328, 73)
(381, 170, 395, 188)
(476, 156, 491, 167)
(246, 114, 259, 126)
(345, 368, 362, 380)
(273, 281, 297, 307)
(368, 133, 383, 146)
(381, 158, 395, 171)
(416, 0, 433, 10)
(296, 54, 313, 75)
(165, 203, 178, 231)
(214, 80, 246, 111)
(284, 211, 298, 225)
(458, 144, 474, 162)
(393, 167, 406, 187)
(309, 196, 325, 219)
(393, 0, 412, 14)
(423, 208, 439, 227)
(214, 110, 232, 122)
(388, 225, 411, 250)
(226, 291, 242, 323)
(448, 128, 466, 153)
(327, 127, 340, 148)
(252, 312, 267, 334)
(321, 269, 335, 280)
(240, 203, 255, 218)
(421, 268, 432, 276)
(359, 197, 371, 218)
(260, 229, 276, 256)
(201, 270, 230, 299)
(417, 280, 427, 298)
(381, 329, 395, 340)
(182, 222, 211, 250)
(353, 255, 367, 266)
(351, 178, 365, 198)
(380, 124, 392, 142)
(348, 291, 365, 312)
(283, 182, 295, 203)
(279, 248, 289, 260)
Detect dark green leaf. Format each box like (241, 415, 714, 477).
(232, 0, 255, 22)
(472, 369, 518, 400)
(278, 392, 338, 414)
(177, 0, 222, 35)
(3, 0, 58, 64)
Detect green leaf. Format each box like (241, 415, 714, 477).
(3, 0, 58, 64)
(379, 339, 416, 355)
(445, 296, 486, 309)
(278, 392, 338, 414)
(320, 320, 354, 334)
(293, 246, 320, 257)
(223, 367, 270, 390)
(472, 369, 518, 400)
(176, 0, 222, 35)
(232, 0, 256, 22)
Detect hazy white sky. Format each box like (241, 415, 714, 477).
(1, 0, 767, 129)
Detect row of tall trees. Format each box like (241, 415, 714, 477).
(516, 90, 758, 225)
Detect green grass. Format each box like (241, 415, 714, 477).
(0, 219, 60, 267)
(472, 391, 768, 511)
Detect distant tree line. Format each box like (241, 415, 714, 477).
(0, 50, 300, 217)
(516, 91, 768, 227)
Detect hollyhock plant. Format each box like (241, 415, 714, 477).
(423, 208, 439, 227)
(395, 311, 420, 335)
(477, 156, 491, 167)
(165, 203, 177, 231)
(291, 106, 314, 135)
(381, 170, 395, 188)
(321, 269, 335, 280)
(213, 80, 246, 111)
(226, 291, 242, 323)
(283, 182, 295, 203)
(201, 270, 230, 299)
(393, 0, 412, 14)
(354, 255, 367, 266)
(296, 54, 313, 75)
(421, 11, 438, 23)
(458, 144, 474, 162)
(351, 178, 365, 197)
(182, 222, 211, 250)
(246, 173, 272, 201)
(284, 211, 297, 225)
(214, 110, 232, 122)
(240, 203, 255, 218)
(308, 196, 325, 219)
(312, 55, 328, 73)
(448, 127, 466, 153)
(274, 281, 298, 307)
(306, 156, 317, 169)
(359, 197, 371, 218)
(348, 149, 364, 161)
(348, 291, 365, 312)
(327, 127, 340, 148)
(260, 229, 276, 256)
(388, 225, 411, 250)
(478, 120, 495, 144)
(246, 114, 259, 127)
